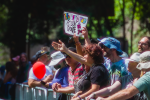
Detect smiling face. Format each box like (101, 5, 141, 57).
(138, 37, 150, 53)
(83, 52, 94, 65)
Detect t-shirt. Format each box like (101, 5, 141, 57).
(104, 58, 129, 85)
(68, 63, 84, 87)
(134, 71, 150, 100)
(119, 75, 133, 89)
(74, 64, 110, 93)
(28, 65, 53, 81)
(49, 66, 69, 88)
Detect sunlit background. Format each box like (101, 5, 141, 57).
(0, 0, 150, 66)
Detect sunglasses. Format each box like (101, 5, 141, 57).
(99, 43, 107, 49)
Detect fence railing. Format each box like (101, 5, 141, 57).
(15, 83, 74, 100)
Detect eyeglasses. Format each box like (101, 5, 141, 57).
(138, 42, 148, 46)
(99, 43, 108, 49)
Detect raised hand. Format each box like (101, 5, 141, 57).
(73, 33, 79, 43)
(82, 27, 88, 38)
(52, 40, 67, 52)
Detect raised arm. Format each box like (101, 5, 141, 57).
(73, 33, 84, 56)
(82, 27, 91, 46)
(52, 40, 92, 67)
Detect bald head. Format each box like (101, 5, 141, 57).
(138, 37, 150, 53)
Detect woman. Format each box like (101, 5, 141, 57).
(52, 40, 110, 100)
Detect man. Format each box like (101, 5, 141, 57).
(97, 51, 150, 100)
(138, 36, 150, 53)
(86, 52, 147, 100)
(98, 37, 129, 85)
(52, 47, 84, 93)
(28, 50, 53, 88)
(43, 51, 69, 88)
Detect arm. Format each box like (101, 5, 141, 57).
(82, 27, 91, 46)
(52, 83, 75, 93)
(28, 79, 42, 88)
(105, 86, 139, 100)
(79, 84, 100, 99)
(86, 81, 121, 100)
(73, 33, 84, 56)
(52, 40, 92, 67)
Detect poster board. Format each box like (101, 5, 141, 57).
(64, 11, 88, 37)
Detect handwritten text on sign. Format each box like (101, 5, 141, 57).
(64, 12, 88, 37)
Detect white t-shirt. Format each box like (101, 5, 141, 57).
(28, 65, 53, 81)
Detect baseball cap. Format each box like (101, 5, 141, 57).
(35, 50, 49, 59)
(136, 51, 150, 70)
(49, 51, 65, 66)
(97, 37, 123, 55)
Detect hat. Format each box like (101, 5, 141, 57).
(119, 51, 129, 58)
(35, 50, 49, 59)
(12, 56, 20, 61)
(97, 37, 123, 55)
(126, 52, 140, 63)
(136, 51, 150, 70)
(49, 51, 65, 66)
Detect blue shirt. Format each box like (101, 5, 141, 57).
(104, 58, 129, 85)
(49, 67, 69, 88)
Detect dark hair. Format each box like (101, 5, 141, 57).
(83, 44, 104, 64)
(144, 36, 150, 47)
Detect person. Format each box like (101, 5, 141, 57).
(86, 52, 147, 100)
(98, 37, 129, 85)
(3, 62, 17, 84)
(52, 40, 109, 100)
(81, 27, 129, 85)
(41, 46, 57, 75)
(12, 55, 20, 69)
(138, 36, 150, 53)
(16, 52, 32, 83)
(28, 50, 53, 88)
(42, 51, 69, 88)
(96, 51, 150, 100)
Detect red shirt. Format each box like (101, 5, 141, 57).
(68, 63, 84, 87)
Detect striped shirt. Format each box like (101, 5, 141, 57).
(68, 63, 84, 87)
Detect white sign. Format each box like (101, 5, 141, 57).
(64, 11, 88, 37)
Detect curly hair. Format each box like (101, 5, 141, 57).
(83, 44, 104, 64)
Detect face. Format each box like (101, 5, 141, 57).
(98, 42, 112, 57)
(39, 54, 48, 64)
(127, 61, 140, 73)
(20, 54, 27, 63)
(65, 55, 77, 66)
(83, 53, 94, 65)
(138, 37, 150, 53)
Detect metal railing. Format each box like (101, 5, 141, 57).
(15, 83, 75, 100)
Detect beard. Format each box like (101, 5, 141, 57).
(138, 46, 143, 53)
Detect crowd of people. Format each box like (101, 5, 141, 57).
(0, 27, 150, 100)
